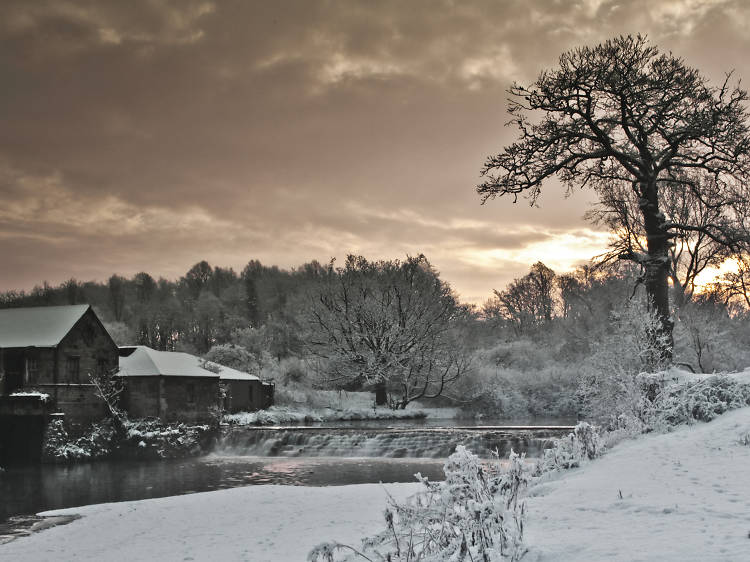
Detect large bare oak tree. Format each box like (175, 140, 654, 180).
(478, 35, 750, 356)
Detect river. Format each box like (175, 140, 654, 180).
(0, 418, 574, 527)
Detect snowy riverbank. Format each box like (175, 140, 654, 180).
(0, 483, 421, 561)
(4, 407, 750, 561)
(524, 406, 750, 561)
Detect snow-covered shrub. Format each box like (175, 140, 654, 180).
(42, 419, 118, 462)
(578, 301, 670, 425)
(600, 413, 647, 449)
(461, 359, 579, 419)
(534, 422, 603, 474)
(649, 375, 750, 427)
(121, 419, 215, 459)
(309, 446, 528, 561)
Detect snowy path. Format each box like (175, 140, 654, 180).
(0, 482, 419, 562)
(525, 407, 750, 561)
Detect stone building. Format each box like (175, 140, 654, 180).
(118, 346, 271, 420)
(0, 304, 118, 464)
(118, 346, 222, 423)
(0, 304, 118, 422)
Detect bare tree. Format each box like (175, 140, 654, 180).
(586, 174, 750, 307)
(89, 367, 126, 432)
(489, 262, 557, 334)
(305, 255, 469, 409)
(478, 35, 750, 358)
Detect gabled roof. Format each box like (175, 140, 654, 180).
(0, 304, 90, 348)
(118, 346, 259, 381)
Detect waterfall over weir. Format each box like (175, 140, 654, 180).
(215, 425, 574, 459)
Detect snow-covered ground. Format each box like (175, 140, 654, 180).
(4, 407, 750, 561)
(0, 483, 421, 561)
(525, 406, 750, 561)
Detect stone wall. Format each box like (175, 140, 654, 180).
(123, 376, 220, 423)
(123, 377, 161, 419)
(162, 377, 219, 423)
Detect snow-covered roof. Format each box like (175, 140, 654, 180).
(118, 346, 259, 381)
(0, 304, 90, 348)
(215, 363, 260, 382)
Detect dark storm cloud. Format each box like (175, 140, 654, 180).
(2, 0, 749, 301)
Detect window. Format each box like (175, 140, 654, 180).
(66, 356, 80, 383)
(26, 357, 38, 382)
(96, 358, 109, 376)
(186, 383, 196, 404)
(248, 385, 253, 404)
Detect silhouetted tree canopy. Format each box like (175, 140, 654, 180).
(478, 34, 750, 358)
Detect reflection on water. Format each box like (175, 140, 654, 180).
(0, 456, 447, 523)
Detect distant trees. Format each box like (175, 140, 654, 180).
(305, 255, 469, 408)
(478, 34, 750, 358)
(108, 275, 126, 321)
(486, 262, 556, 334)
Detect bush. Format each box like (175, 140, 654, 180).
(309, 446, 528, 561)
(649, 375, 750, 427)
(120, 419, 216, 459)
(534, 422, 603, 474)
(460, 360, 579, 420)
(578, 302, 670, 424)
(42, 419, 118, 462)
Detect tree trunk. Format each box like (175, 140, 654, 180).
(639, 180, 675, 362)
(374, 381, 387, 406)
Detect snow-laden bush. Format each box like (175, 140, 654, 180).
(460, 360, 579, 419)
(534, 422, 603, 474)
(578, 301, 670, 425)
(121, 419, 215, 459)
(649, 375, 750, 427)
(42, 419, 118, 462)
(309, 446, 528, 562)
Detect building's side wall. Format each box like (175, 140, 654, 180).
(122, 377, 161, 419)
(250, 380, 265, 410)
(162, 377, 219, 423)
(225, 380, 250, 412)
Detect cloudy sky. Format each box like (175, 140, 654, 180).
(2, 0, 749, 303)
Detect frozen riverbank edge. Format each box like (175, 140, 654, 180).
(4, 407, 750, 561)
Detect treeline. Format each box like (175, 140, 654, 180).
(0, 260, 328, 358)
(2, 256, 749, 418)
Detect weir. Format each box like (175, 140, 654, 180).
(216, 425, 575, 459)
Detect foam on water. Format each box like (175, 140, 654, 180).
(216, 427, 569, 458)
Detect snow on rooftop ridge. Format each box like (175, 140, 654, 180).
(0, 304, 90, 348)
(118, 346, 258, 380)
